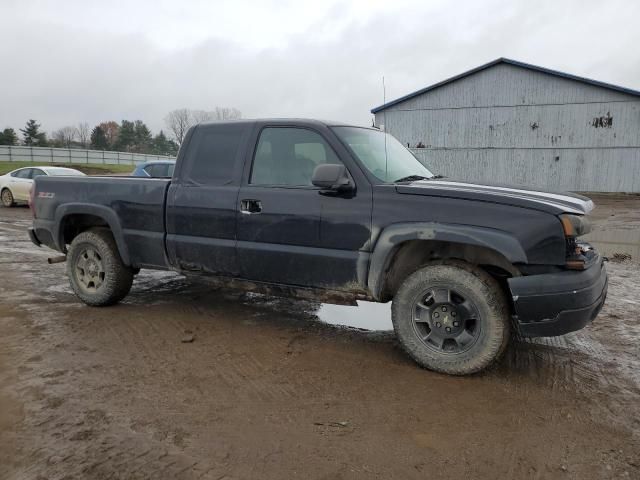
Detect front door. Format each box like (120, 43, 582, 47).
(236, 125, 372, 289)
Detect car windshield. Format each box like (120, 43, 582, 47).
(332, 126, 434, 182)
(46, 168, 85, 176)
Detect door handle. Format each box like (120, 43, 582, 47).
(240, 199, 262, 214)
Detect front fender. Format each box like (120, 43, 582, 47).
(367, 222, 527, 300)
(54, 203, 131, 265)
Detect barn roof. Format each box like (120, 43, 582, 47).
(371, 57, 640, 113)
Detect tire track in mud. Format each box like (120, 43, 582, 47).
(0, 303, 224, 480)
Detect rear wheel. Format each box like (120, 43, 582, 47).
(1, 188, 14, 207)
(391, 261, 510, 375)
(67, 229, 133, 306)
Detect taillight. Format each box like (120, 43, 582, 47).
(29, 185, 35, 217)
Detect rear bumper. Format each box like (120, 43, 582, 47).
(28, 219, 58, 251)
(508, 257, 608, 337)
(28, 227, 41, 247)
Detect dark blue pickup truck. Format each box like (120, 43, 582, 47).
(29, 119, 607, 374)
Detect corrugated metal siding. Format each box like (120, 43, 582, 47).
(378, 101, 640, 149)
(374, 63, 640, 192)
(412, 148, 640, 193)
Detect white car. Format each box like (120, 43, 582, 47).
(0, 166, 85, 207)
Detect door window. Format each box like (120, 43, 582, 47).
(250, 128, 343, 186)
(12, 168, 32, 179)
(31, 169, 46, 178)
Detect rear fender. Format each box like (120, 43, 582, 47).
(54, 203, 131, 265)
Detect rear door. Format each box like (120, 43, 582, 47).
(236, 124, 373, 289)
(165, 122, 252, 275)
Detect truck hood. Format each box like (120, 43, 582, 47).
(395, 180, 594, 215)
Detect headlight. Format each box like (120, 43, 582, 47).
(560, 214, 591, 238)
(560, 214, 594, 270)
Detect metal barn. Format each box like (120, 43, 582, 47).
(372, 58, 640, 192)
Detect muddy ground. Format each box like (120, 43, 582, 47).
(0, 195, 639, 480)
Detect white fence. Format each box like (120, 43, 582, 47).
(0, 145, 175, 166)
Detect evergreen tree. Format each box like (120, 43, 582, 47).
(151, 130, 168, 155)
(90, 126, 108, 150)
(133, 120, 152, 153)
(0, 128, 18, 145)
(116, 120, 136, 152)
(20, 119, 47, 146)
(166, 139, 179, 156)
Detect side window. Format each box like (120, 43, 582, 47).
(186, 125, 246, 185)
(13, 169, 32, 179)
(250, 127, 343, 186)
(144, 164, 163, 177)
(31, 169, 46, 178)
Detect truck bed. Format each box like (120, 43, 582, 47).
(32, 176, 171, 268)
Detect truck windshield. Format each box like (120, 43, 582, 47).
(332, 126, 434, 182)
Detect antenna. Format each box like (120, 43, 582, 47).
(382, 75, 386, 105)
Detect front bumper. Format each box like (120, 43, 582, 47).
(508, 256, 608, 337)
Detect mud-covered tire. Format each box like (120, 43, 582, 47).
(1, 188, 14, 207)
(391, 261, 510, 375)
(67, 228, 133, 306)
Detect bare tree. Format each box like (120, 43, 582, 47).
(191, 110, 213, 123)
(164, 108, 193, 145)
(76, 122, 90, 148)
(165, 107, 242, 144)
(52, 126, 77, 147)
(214, 107, 242, 120)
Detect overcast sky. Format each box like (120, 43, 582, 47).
(1, 0, 639, 137)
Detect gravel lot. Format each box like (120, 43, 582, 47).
(1, 196, 639, 479)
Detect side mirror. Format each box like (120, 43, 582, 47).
(311, 164, 354, 192)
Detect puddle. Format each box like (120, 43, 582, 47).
(316, 301, 392, 331)
(585, 228, 640, 259)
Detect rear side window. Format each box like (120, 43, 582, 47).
(185, 124, 247, 185)
(31, 169, 46, 178)
(250, 127, 342, 186)
(144, 164, 170, 177)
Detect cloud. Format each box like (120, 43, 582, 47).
(0, 0, 639, 138)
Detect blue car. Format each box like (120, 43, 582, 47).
(131, 160, 175, 178)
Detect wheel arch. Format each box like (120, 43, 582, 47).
(54, 204, 131, 266)
(368, 222, 526, 302)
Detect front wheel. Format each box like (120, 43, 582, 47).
(392, 261, 510, 375)
(67, 228, 134, 306)
(1, 188, 14, 207)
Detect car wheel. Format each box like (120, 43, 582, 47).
(67, 228, 134, 306)
(391, 260, 510, 375)
(1, 188, 14, 207)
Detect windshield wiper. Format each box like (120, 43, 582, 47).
(393, 174, 446, 183)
